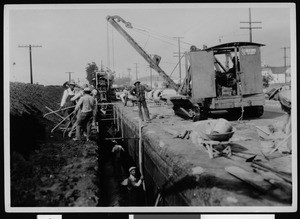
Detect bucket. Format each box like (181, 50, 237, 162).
(211, 118, 232, 134)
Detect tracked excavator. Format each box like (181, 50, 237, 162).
(107, 15, 265, 121)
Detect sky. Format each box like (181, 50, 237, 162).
(5, 3, 295, 86)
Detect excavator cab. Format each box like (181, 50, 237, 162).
(172, 42, 265, 120)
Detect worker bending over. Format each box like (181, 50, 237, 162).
(268, 87, 291, 152)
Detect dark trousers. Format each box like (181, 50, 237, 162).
(76, 111, 93, 139)
(137, 101, 150, 121)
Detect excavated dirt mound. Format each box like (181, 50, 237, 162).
(9, 82, 99, 207)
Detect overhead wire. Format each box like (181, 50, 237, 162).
(130, 22, 192, 50)
(107, 20, 111, 69)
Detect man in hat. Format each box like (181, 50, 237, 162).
(121, 166, 144, 206)
(131, 80, 151, 122)
(59, 80, 77, 119)
(68, 84, 88, 138)
(268, 87, 291, 134)
(73, 86, 97, 141)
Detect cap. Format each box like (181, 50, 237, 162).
(84, 86, 92, 92)
(129, 166, 136, 173)
(133, 80, 140, 85)
(69, 80, 76, 86)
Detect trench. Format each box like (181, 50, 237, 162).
(96, 106, 147, 207)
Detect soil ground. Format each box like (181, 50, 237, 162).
(9, 82, 99, 207)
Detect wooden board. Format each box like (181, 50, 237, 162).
(225, 166, 272, 192)
(225, 166, 292, 202)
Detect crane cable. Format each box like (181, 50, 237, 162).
(106, 20, 110, 69)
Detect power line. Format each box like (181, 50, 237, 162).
(18, 44, 42, 84)
(131, 27, 190, 50)
(240, 8, 262, 42)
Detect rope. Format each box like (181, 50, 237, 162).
(107, 20, 110, 68)
(237, 82, 244, 122)
(111, 27, 115, 70)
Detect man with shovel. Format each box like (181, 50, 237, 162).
(73, 86, 97, 141)
(59, 80, 77, 126)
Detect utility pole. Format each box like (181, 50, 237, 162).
(65, 72, 74, 83)
(173, 37, 184, 83)
(149, 65, 153, 89)
(134, 63, 139, 80)
(281, 46, 290, 84)
(18, 44, 42, 84)
(240, 8, 262, 42)
(127, 68, 131, 83)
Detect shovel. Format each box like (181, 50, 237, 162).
(44, 105, 75, 117)
(51, 111, 75, 133)
(45, 106, 65, 120)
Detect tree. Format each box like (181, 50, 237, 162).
(262, 74, 273, 88)
(86, 62, 99, 85)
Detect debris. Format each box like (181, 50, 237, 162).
(268, 133, 292, 155)
(231, 152, 257, 162)
(225, 166, 291, 202)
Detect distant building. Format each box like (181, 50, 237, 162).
(138, 75, 180, 88)
(261, 65, 291, 84)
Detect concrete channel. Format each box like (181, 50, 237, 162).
(96, 102, 292, 207)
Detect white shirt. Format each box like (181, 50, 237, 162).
(60, 88, 75, 107)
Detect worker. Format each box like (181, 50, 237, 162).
(122, 166, 144, 206)
(59, 80, 77, 121)
(268, 87, 291, 134)
(131, 80, 151, 122)
(68, 84, 88, 138)
(120, 86, 129, 106)
(73, 86, 97, 141)
(226, 56, 239, 86)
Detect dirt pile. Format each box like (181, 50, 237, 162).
(9, 82, 99, 207)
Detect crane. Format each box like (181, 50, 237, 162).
(106, 15, 179, 91)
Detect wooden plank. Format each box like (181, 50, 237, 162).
(225, 166, 292, 202)
(225, 166, 272, 192)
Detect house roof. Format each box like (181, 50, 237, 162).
(268, 66, 291, 74)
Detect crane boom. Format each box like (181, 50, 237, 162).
(106, 15, 179, 91)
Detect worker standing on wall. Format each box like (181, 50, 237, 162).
(131, 80, 151, 122)
(268, 86, 291, 151)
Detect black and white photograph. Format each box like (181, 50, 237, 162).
(4, 3, 297, 213)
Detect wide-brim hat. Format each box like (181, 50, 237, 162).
(84, 86, 92, 92)
(268, 87, 281, 100)
(129, 166, 136, 173)
(133, 80, 140, 85)
(69, 80, 76, 86)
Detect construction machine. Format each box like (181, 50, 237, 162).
(107, 15, 265, 121)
